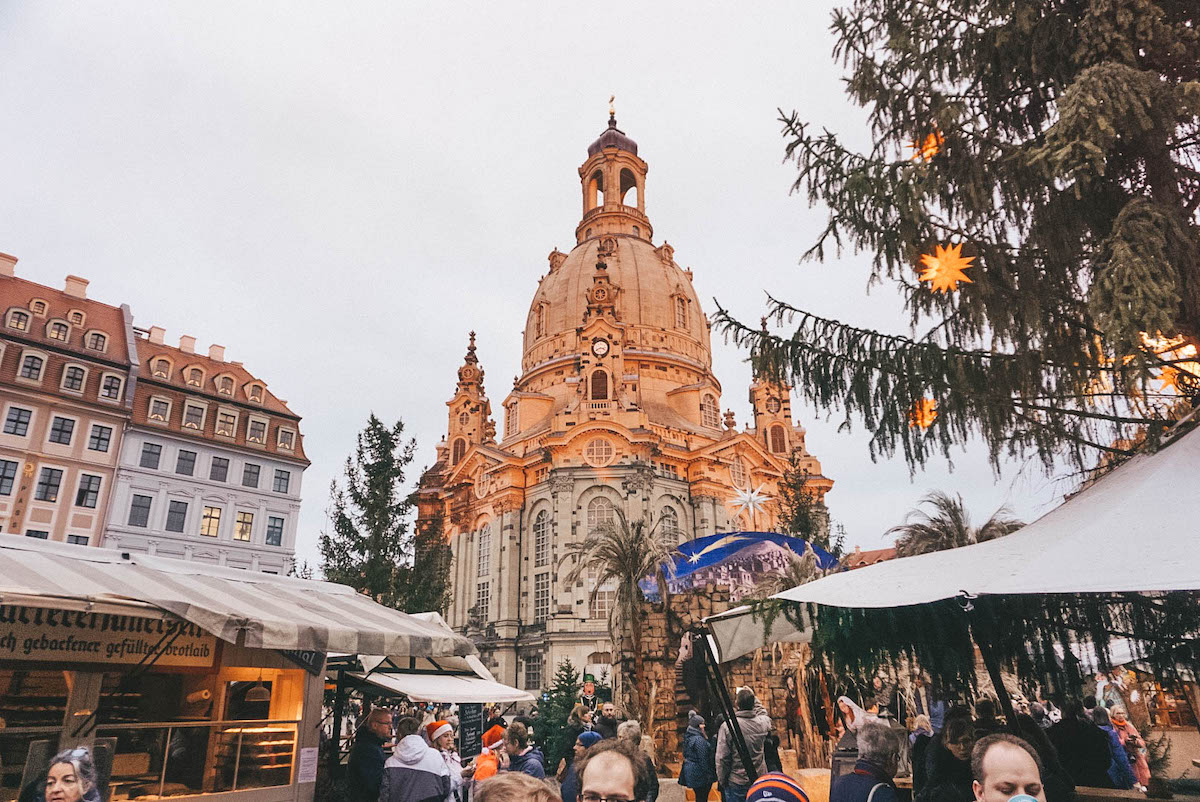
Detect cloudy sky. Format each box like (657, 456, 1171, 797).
(0, 3, 1073, 567)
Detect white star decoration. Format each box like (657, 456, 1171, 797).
(728, 484, 772, 523)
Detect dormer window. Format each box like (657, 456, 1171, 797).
(68, 311, 85, 326)
(152, 358, 171, 379)
(7, 310, 29, 331)
(19, 354, 44, 381)
(247, 384, 264, 403)
(100, 374, 123, 400)
(215, 409, 237, 437)
(278, 428, 296, 450)
(86, 332, 107, 352)
(182, 404, 206, 430)
(148, 397, 171, 422)
(47, 321, 69, 341)
(186, 367, 203, 387)
(700, 394, 720, 428)
(247, 418, 268, 444)
(217, 376, 234, 396)
(61, 365, 86, 393)
(30, 300, 47, 316)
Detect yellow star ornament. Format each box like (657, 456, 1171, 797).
(910, 131, 944, 162)
(909, 398, 938, 429)
(919, 242, 975, 293)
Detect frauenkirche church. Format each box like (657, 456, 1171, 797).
(416, 112, 833, 691)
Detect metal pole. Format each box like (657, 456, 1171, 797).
(329, 669, 347, 779)
(701, 629, 759, 785)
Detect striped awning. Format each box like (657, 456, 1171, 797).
(0, 539, 476, 658)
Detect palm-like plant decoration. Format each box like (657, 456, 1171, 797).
(562, 508, 678, 720)
(889, 491, 1023, 558)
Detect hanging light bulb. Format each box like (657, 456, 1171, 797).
(245, 670, 271, 703)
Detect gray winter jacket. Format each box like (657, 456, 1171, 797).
(715, 704, 773, 788)
(379, 735, 450, 802)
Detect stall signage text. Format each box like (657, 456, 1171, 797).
(0, 605, 216, 667)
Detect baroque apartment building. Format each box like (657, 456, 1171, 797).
(0, 252, 307, 573)
(102, 330, 308, 573)
(416, 116, 834, 691)
(0, 254, 136, 546)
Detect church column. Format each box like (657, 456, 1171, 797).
(495, 500, 522, 627)
(548, 472, 577, 616)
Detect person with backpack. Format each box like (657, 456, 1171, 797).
(830, 722, 900, 802)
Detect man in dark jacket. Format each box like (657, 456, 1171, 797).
(505, 721, 547, 778)
(594, 702, 621, 739)
(1047, 701, 1113, 788)
(830, 722, 900, 802)
(347, 707, 391, 802)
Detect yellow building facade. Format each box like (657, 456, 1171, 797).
(416, 115, 833, 691)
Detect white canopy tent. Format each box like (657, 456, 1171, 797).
(707, 424, 1200, 662)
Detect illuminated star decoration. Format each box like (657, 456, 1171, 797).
(686, 533, 749, 564)
(919, 242, 975, 293)
(728, 484, 773, 523)
(909, 398, 938, 429)
(910, 131, 944, 161)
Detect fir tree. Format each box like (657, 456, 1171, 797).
(319, 414, 442, 611)
(406, 512, 452, 614)
(715, 0, 1200, 471)
(539, 658, 583, 772)
(775, 456, 836, 554)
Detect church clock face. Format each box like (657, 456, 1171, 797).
(766, 397, 781, 414)
(591, 339, 610, 358)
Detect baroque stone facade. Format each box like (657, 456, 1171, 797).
(416, 115, 833, 691)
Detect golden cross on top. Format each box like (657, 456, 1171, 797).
(609, 95, 615, 117)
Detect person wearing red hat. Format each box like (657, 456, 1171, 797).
(425, 721, 464, 802)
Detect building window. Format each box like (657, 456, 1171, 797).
(273, 469, 290, 494)
(234, 511, 254, 542)
(176, 450, 197, 476)
(701, 394, 720, 428)
(534, 573, 551, 622)
(30, 300, 47, 315)
(277, 428, 295, 450)
(200, 506, 222, 537)
(458, 412, 470, 427)
(25, 530, 49, 540)
(69, 311, 85, 326)
(730, 456, 747, 488)
(48, 321, 69, 341)
(86, 332, 107, 351)
(7, 310, 29, 331)
(247, 419, 267, 444)
(148, 398, 170, 422)
(210, 457, 229, 482)
(476, 523, 491, 576)
(675, 296, 688, 329)
(590, 370, 609, 400)
(769, 424, 787, 454)
(475, 581, 490, 618)
(587, 497, 615, 533)
(505, 404, 518, 437)
(584, 437, 615, 467)
(660, 506, 681, 538)
(100, 375, 123, 399)
(152, 358, 170, 379)
(535, 305, 545, 338)
(166, 500, 188, 533)
(215, 411, 237, 437)
(4, 407, 32, 436)
(61, 366, 86, 392)
(0, 459, 17, 495)
(266, 516, 285, 546)
(533, 510, 550, 567)
(48, 417, 75, 445)
(75, 474, 101, 508)
(67, 535, 88, 546)
(128, 494, 152, 527)
(524, 653, 544, 691)
(87, 425, 112, 452)
(139, 442, 162, 469)
(451, 438, 466, 465)
(186, 368, 203, 387)
(242, 463, 260, 488)
(217, 376, 234, 395)
(20, 355, 44, 381)
(247, 384, 264, 403)
(183, 404, 205, 430)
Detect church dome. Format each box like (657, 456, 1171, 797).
(587, 114, 638, 157)
(522, 234, 711, 372)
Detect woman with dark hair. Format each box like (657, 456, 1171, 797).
(45, 748, 101, 802)
(1013, 713, 1074, 802)
(555, 704, 592, 782)
(915, 708, 974, 802)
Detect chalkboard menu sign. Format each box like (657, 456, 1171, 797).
(459, 703, 484, 758)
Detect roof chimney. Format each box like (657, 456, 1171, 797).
(64, 275, 89, 299)
(0, 253, 16, 277)
(179, 335, 196, 354)
(148, 326, 165, 344)
(208, 344, 226, 362)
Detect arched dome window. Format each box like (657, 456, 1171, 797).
(476, 522, 491, 577)
(535, 305, 545, 339)
(587, 169, 605, 210)
(533, 510, 550, 567)
(451, 438, 467, 465)
(730, 457, 747, 488)
(587, 497, 615, 534)
(620, 168, 639, 208)
(590, 370, 609, 401)
(701, 395, 719, 428)
(769, 425, 787, 454)
(675, 297, 688, 330)
(659, 506, 680, 539)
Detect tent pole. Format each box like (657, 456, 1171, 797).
(963, 596, 1018, 730)
(330, 669, 347, 778)
(701, 628, 759, 785)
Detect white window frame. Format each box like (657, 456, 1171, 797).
(45, 414, 79, 448)
(16, 349, 49, 385)
(46, 319, 71, 342)
(245, 414, 269, 445)
(476, 522, 491, 577)
(215, 373, 236, 397)
(98, 371, 124, 403)
(150, 357, 173, 380)
(276, 426, 296, 451)
(83, 329, 108, 353)
(59, 363, 89, 395)
(5, 308, 30, 332)
(147, 395, 173, 424)
(68, 310, 86, 327)
(184, 365, 205, 387)
(29, 299, 48, 317)
(181, 399, 208, 431)
(2, 402, 35, 439)
(214, 406, 239, 438)
(245, 383, 265, 403)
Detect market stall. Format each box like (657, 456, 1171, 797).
(0, 538, 474, 802)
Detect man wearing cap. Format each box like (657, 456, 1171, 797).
(748, 773, 811, 802)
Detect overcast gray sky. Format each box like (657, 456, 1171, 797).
(0, 3, 1072, 568)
